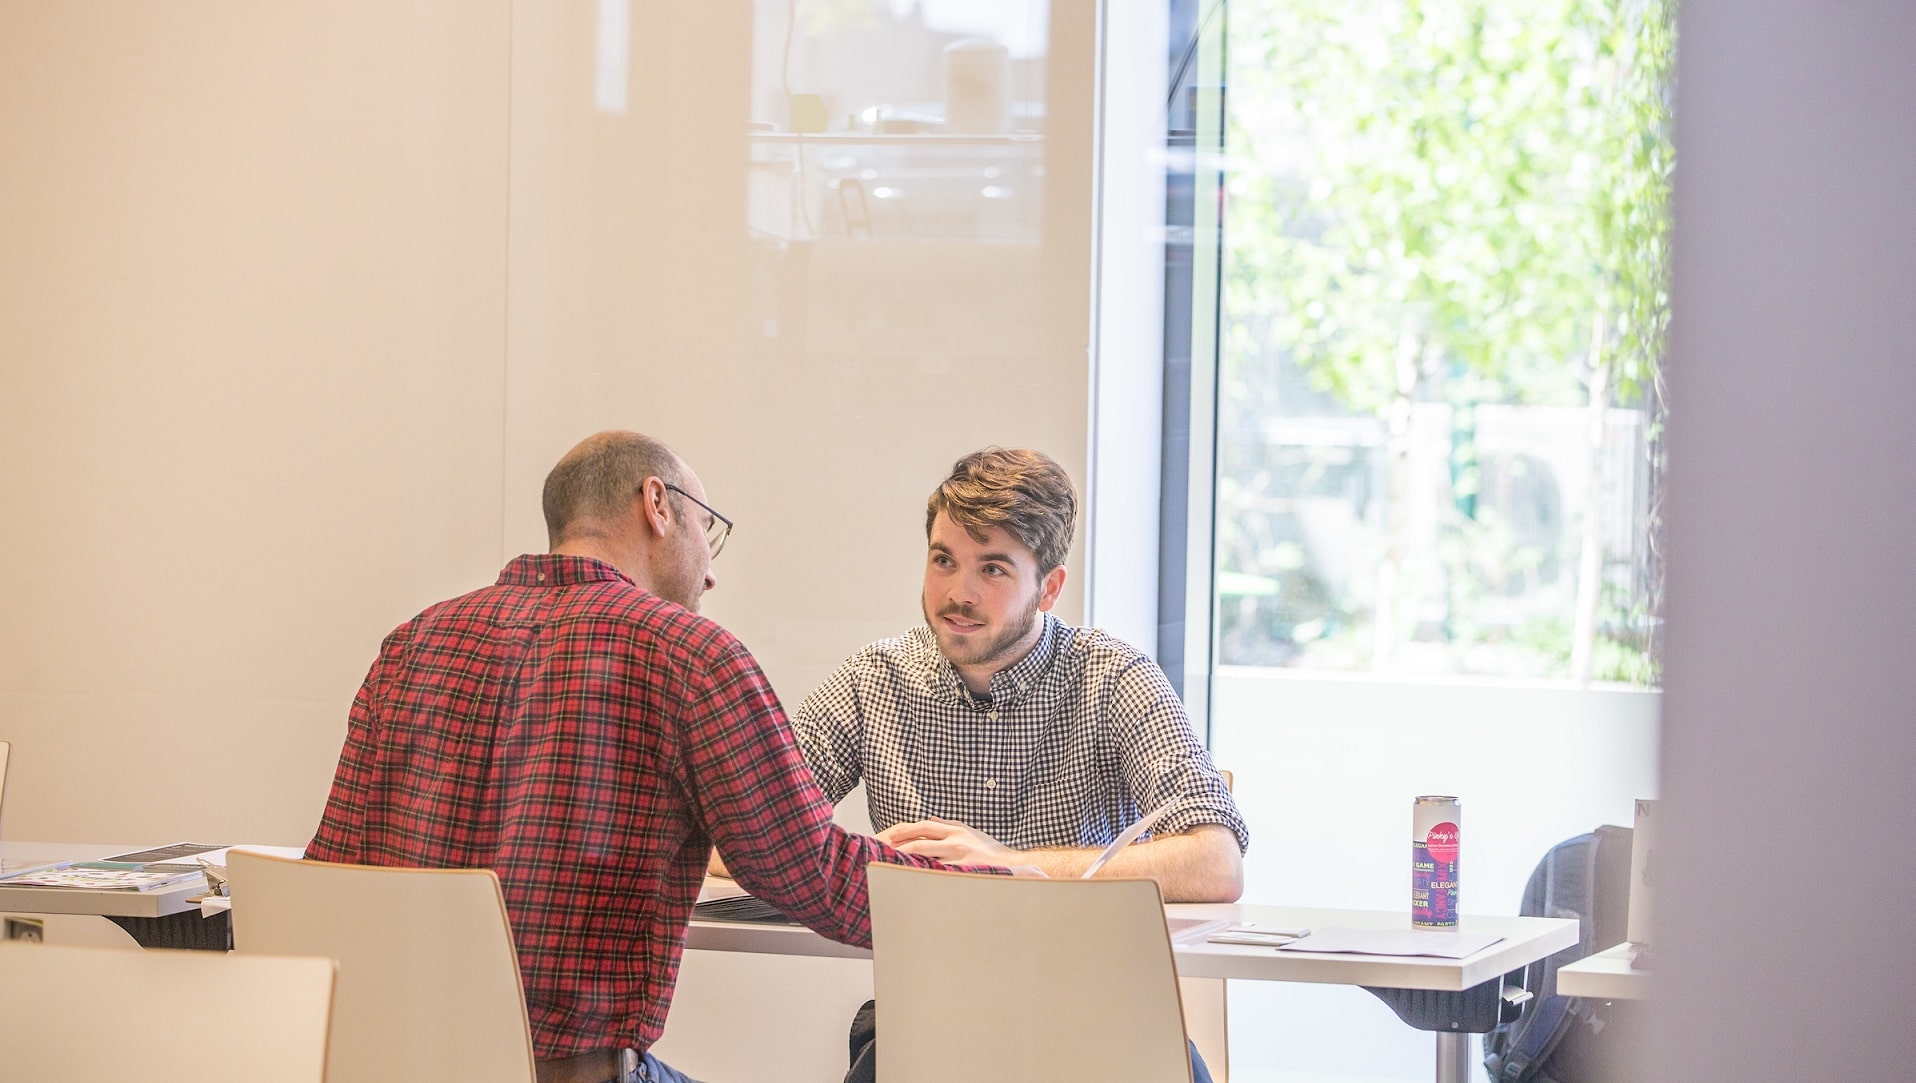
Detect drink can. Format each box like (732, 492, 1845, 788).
(1411, 795, 1461, 928)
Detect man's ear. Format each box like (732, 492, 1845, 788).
(1037, 565, 1067, 612)
(637, 477, 674, 539)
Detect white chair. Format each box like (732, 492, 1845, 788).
(0, 940, 335, 1083)
(227, 851, 537, 1083)
(1182, 769, 1234, 1081)
(867, 863, 1194, 1083)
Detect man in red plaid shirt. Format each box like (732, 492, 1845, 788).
(309, 431, 995, 1083)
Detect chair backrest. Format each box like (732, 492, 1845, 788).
(0, 940, 335, 1083)
(228, 851, 538, 1083)
(867, 864, 1193, 1083)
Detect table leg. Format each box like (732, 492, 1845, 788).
(1434, 1032, 1470, 1083)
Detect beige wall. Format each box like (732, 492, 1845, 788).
(0, 2, 513, 844)
(0, 0, 1095, 848)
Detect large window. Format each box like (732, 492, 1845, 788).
(1216, 0, 1674, 685)
(1169, 1, 1676, 1078)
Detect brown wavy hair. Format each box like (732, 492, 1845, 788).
(925, 448, 1078, 572)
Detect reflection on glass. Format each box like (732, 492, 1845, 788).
(746, 0, 1050, 244)
(743, 0, 1058, 380)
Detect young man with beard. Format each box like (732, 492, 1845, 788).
(793, 447, 1247, 902)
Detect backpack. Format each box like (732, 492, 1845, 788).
(1482, 825, 1637, 1083)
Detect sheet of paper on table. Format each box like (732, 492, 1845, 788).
(1277, 927, 1505, 959)
(1167, 917, 1232, 943)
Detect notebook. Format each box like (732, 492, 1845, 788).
(1626, 798, 1657, 948)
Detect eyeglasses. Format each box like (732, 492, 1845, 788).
(662, 483, 734, 558)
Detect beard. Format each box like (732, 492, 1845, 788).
(924, 593, 1042, 673)
(659, 526, 708, 613)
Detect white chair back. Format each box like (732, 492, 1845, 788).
(867, 864, 1194, 1083)
(228, 851, 537, 1083)
(0, 941, 335, 1082)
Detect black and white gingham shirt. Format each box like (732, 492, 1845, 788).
(793, 613, 1249, 853)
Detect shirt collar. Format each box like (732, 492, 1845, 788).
(496, 553, 635, 588)
(933, 612, 1061, 711)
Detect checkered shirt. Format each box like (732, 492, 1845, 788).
(793, 613, 1249, 853)
(307, 555, 964, 1059)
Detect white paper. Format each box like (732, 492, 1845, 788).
(1166, 917, 1232, 944)
(1081, 797, 1183, 879)
(172, 844, 307, 866)
(697, 876, 752, 904)
(1207, 924, 1311, 947)
(1276, 927, 1504, 959)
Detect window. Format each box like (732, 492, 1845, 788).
(1162, 1, 1676, 1077)
(1216, 0, 1675, 684)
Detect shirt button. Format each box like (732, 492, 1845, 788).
(984, 778, 997, 789)
(987, 710, 998, 721)
(537, 573, 546, 581)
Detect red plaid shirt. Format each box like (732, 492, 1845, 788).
(308, 554, 958, 1057)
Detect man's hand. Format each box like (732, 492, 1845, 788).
(878, 819, 1241, 900)
(878, 817, 1023, 867)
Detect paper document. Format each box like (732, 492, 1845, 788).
(1166, 917, 1232, 944)
(1207, 924, 1311, 947)
(100, 842, 230, 864)
(1276, 927, 1504, 959)
(1081, 797, 1182, 879)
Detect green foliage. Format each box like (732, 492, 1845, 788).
(1228, 0, 1674, 408)
(1218, 0, 1674, 683)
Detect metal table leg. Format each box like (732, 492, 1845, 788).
(1435, 1032, 1470, 1083)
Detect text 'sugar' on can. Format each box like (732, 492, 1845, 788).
(1411, 795, 1461, 928)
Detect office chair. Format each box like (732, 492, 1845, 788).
(866, 863, 1195, 1083)
(0, 940, 335, 1082)
(227, 851, 538, 1083)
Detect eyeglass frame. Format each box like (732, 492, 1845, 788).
(661, 482, 734, 558)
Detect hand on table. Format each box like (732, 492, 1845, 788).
(878, 817, 1023, 868)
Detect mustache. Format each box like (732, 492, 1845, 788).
(936, 604, 983, 622)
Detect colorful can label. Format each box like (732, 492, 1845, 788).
(1412, 795, 1461, 928)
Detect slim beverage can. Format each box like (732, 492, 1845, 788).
(1411, 795, 1461, 928)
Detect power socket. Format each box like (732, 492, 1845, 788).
(4, 917, 45, 942)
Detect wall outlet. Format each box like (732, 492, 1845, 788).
(4, 917, 45, 942)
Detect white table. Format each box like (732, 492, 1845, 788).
(1555, 942, 1649, 1001)
(689, 901, 1578, 1083)
(0, 842, 208, 919)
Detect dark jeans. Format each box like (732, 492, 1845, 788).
(631, 1052, 704, 1083)
(844, 999, 1215, 1082)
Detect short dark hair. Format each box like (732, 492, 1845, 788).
(926, 448, 1078, 572)
(541, 431, 684, 547)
